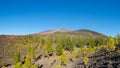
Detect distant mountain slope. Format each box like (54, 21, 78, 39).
(37, 29, 107, 37)
(38, 29, 56, 34)
(38, 28, 71, 35)
(70, 29, 107, 37)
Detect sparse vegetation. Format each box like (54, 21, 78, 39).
(56, 43, 63, 55)
(55, 65, 63, 68)
(0, 30, 120, 68)
(72, 50, 77, 58)
(30, 64, 37, 68)
(14, 62, 22, 68)
(107, 36, 115, 51)
(83, 57, 89, 65)
(23, 54, 32, 68)
(60, 50, 69, 65)
(12, 49, 21, 64)
(1, 61, 6, 67)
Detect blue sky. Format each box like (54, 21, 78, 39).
(0, 0, 120, 36)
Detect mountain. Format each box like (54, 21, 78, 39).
(70, 29, 107, 37)
(38, 29, 56, 34)
(38, 28, 71, 35)
(57, 28, 71, 32)
(37, 29, 107, 37)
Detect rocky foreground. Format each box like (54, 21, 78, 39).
(73, 44, 120, 68)
(4, 45, 120, 68)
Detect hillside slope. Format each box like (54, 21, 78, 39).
(0, 29, 108, 67)
(37, 29, 107, 38)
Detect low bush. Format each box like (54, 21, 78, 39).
(14, 62, 22, 68)
(83, 57, 89, 65)
(23, 54, 31, 68)
(60, 50, 69, 65)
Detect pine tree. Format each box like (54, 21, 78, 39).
(45, 43, 53, 54)
(107, 36, 115, 51)
(83, 56, 89, 68)
(56, 43, 63, 56)
(28, 45, 35, 59)
(65, 37, 74, 51)
(23, 54, 31, 68)
(12, 48, 21, 64)
(14, 62, 22, 68)
(60, 50, 69, 65)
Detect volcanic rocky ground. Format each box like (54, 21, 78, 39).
(73, 44, 120, 68)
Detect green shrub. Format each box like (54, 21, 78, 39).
(56, 43, 63, 55)
(12, 49, 21, 64)
(45, 44, 53, 53)
(23, 54, 31, 68)
(77, 48, 89, 57)
(45, 39, 53, 54)
(77, 47, 96, 57)
(28, 46, 35, 59)
(2, 61, 6, 67)
(30, 64, 37, 68)
(65, 38, 74, 51)
(83, 57, 89, 65)
(60, 50, 69, 65)
(107, 36, 115, 51)
(72, 50, 77, 58)
(55, 65, 63, 68)
(14, 62, 22, 68)
(115, 33, 120, 44)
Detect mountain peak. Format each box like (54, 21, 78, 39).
(38, 28, 71, 35)
(58, 28, 71, 32)
(37, 28, 107, 37)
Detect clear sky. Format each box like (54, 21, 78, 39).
(0, 0, 120, 36)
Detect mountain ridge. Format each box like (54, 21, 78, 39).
(36, 29, 107, 37)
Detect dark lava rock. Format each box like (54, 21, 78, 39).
(74, 44, 120, 68)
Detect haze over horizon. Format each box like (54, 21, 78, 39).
(0, 0, 120, 36)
